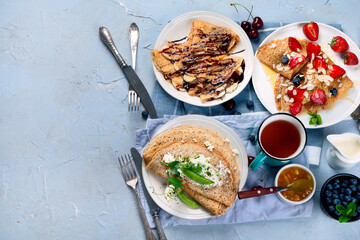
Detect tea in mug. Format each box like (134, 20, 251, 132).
(260, 120, 301, 158)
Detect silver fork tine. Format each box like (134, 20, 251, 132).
(118, 156, 127, 180)
(128, 92, 131, 112)
(125, 155, 134, 179)
(136, 96, 140, 111)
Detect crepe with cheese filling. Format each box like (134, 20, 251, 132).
(145, 141, 236, 211)
(142, 125, 240, 195)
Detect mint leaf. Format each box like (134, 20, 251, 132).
(307, 112, 322, 125)
(163, 161, 182, 178)
(336, 205, 347, 215)
(170, 177, 182, 188)
(347, 202, 356, 216)
(307, 112, 316, 117)
(339, 215, 351, 223)
(316, 114, 322, 124)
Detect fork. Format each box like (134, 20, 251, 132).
(128, 23, 140, 111)
(118, 155, 156, 240)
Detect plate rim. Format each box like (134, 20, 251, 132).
(252, 21, 360, 128)
(152, 11, 254, 107)
(142, 114, 248, 219)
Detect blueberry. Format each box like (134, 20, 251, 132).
(330, 88, 338, 96)
(351, 197, 357, 203)
(353, 212, 358, 217)
(350, 185, 357, 192)
(334, 179, 340, 184)
(326, 197, 332, 204)
(340, 188, 345, 193)
(249, 135, 256, 142)
(141, 110, 148, 119)
(350, 179, 358, 185)
(333, 199, 341, 205)
(333, 189, 338, 195)
(345, 188, 352, 196)
(357, 185, 360, 191)
(281, 56, 289, 64)
(357, 206, 360, 213)
(356, 192, 360, 199)
(345, 195, 352, 202)
(334, 183, 341, 189)
(339, 193, 344, 200)
(342, 180, 349, 187)
(332, 194, 339, 199)
(246, 100, 254, 109)
(334, 211, 342, 217)
(292, 77, 301, 86)
(326, 184, 334, 190)
(328, 205, 335, 212)
(325, 190, 332, 198)
(342, 201, 349, 207)
(298, 73, 305, 81)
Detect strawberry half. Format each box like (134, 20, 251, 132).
(288, 37, 302, 52)
(287, 88, 306, 103)
(312, 56, 327, 71)
(344, 52, 359, 65)
(289, 54, 306, 68)
(328, 64, 346, 78)
(329, 36, 349, 52)
(306, 42, 321, 60)
(289, 102, 302, 116)
(303, 22, 319, 41)
(310, 89, 327, 105)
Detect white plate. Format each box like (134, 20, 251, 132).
(253, 22, 360, 128)
(153, 11, 254, 107)
(142, 115, 248, 220)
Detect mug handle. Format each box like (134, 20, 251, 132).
(249, 151, 268, 170)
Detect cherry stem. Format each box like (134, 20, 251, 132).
(246, 5, 253, 22)
(230, 3, 254, 20)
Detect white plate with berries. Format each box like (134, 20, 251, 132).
(253, 22, 360, 128)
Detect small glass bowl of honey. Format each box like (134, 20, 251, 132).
(275, 164, 316, 205)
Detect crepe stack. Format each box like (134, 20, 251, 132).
(257, 37, 354, 113)
(151, 20, 245, 102)
(142, 125, 240, 216)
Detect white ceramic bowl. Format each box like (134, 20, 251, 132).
(274, 163, 316, 205)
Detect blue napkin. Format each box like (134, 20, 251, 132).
(136, 114, 315, 227)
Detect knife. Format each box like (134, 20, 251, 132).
(131, 147, 167, 240)
(99, 27, 158, 119)
(238, 186, 288, 199)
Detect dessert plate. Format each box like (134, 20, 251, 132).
(142, 115, 248, 219)
(253, 22, 360, 128)
(152, 11, 254, 107)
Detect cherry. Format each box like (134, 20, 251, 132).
(241, 21, 251, 32)
(248, 156, 255, 165)
(222, 99, 236, 111)
(248, 29, 259, 39)
(252, 17, 263, 29)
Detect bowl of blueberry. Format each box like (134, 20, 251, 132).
(320, 173, 360, 222)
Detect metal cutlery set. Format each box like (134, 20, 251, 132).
(99, 24, 163, 239)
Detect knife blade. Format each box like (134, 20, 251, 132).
(99, 27, 158, 119)
(238, 186, 288, 199)
(131, 147, 167, 240)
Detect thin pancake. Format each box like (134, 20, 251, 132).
(142, 125, 240, 199)
(257, 37, 309, 79)
(145, 141, 236, 208)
